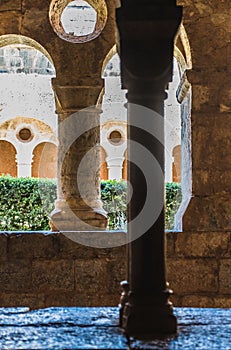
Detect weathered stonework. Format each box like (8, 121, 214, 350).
(181, 0, 231, 231)
(0, 0, 230, 310)
(0, 232, 230, 309)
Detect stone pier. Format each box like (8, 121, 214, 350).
(50, 82, 107, 230)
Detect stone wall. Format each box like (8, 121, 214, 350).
(179, 0, 231, 232)
(0, 232, 126, 309)
(0, 231, 230, 309)
(166, 232, 231, 308)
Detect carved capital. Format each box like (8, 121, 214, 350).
(176, 71, 191, 103)
(116, 2, 183, 85)
(52, 79, 103, 114)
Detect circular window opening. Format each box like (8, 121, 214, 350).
(49, 0, 107, 43)
(61, 0, 97, 37)
(17, 128, 33, 142)
(108, 130, 123, 145)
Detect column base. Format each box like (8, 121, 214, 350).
(121, 292, 177, 337)
(49, 201, 108, 231)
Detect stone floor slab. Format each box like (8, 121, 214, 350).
(0, 307, 230, 349)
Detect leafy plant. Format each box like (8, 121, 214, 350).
(101, 180, 182, 230)
(0, 176, 56, 231)
(165, 182, 182, 230)
(0, 176, 181, 231)
(101, 180, 127, 230)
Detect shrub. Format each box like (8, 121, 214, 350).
(101, 180, 182, 230)
(0, 176, 56, 231)
(101, 180, 127, 230)
(0, 176, 181, 231)
(165, 182, 182, 230)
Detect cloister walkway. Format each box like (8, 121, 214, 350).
(0, 307, 230, 349)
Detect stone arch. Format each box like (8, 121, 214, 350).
(122, 150, 127, 180)
(32, 142, 57, 179)
(0, 141, 17, 177)
(0, 33, 57, 177)
(102, 25, 192, 80)
(98, 44, 120, 108)
(173, 24, 192, 231)
(0, 35, 55, 69)
(172, 145, 181, 183)
(175, 24, 192, 71)
(101, 29, 192, 230)
(101, 44, 117, 77)
(0, 117, 56, 148)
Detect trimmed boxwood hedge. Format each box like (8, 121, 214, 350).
(0, 176, 181, 231)
(0, 176, 56, 231)
(101, 180, 182, 230)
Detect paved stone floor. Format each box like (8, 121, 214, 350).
(0, 307, 230, 349)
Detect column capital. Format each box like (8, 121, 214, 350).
(51, 81, 103, 114)
(176, 71, 191, 103)
(106, 156, 124, 180)
(116, 2, 182, 88)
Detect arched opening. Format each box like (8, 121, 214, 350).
(165, 56, 181, 184)
(172, 145, 181, 183)
(32, 142, 57, 179)
(0, 35, 56, 127)
(101, 25, 192, 230)
(0, 35, 57, 231)
(0, 34, 57, 176)
(0, 116, 57, 178)
(173, 25, 192, 231)
(0, 35, 54, 66)
(101, 51, 127, 182)
(0, 141, 17, 177)
(100, 146, 108, 180)
(122, 150, 127, 180)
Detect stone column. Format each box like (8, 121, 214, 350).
(16, 151, 33, 178)
(50, 81, 107, 231)
(117, 0, 182, 336)
(106, 156, 124, 180)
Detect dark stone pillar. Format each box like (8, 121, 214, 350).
(116, 1, 182, 336)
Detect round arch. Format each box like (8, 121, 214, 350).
(0, 34, 55, 70)
(101, 26, 192, 230)
(32, 142, 57, 179)
(100, 146, 108, 180)
(0, 117, 57, 146)
(101, 24, 192, 78)
(122, 150, 127, 180)
(101, 44, 117, 77)
(0, 140, 17, 177)
(175, 24, 192, 71)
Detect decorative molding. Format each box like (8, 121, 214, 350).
(176, 72, 191, 103)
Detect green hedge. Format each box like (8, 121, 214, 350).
(101, 180, 127, 230)
(165, 182, 182, 230)
(0, 176, 56, 230)
(0, 176, 181, 231)
(101, 180, 182, 230)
